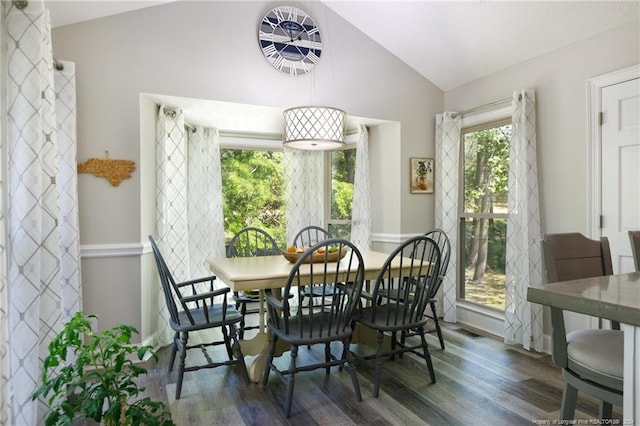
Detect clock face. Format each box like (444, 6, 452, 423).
(259, 6, 322, 76)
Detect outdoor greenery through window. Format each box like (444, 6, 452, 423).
(220, 146, 356, 248)
(327, 148, 356, 239)
(459, 119, 511, 310)
(221, 149, 286, 247)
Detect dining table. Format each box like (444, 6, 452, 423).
(526, 271, 640, 424)
(207, 250, 408, 383)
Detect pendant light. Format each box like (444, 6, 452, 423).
(283, 106, 346, 150)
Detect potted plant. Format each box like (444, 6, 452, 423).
(31, 312, 174, 426)
(416, 160, 431, 191)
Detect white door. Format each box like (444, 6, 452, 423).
(601, 77, 640, 273)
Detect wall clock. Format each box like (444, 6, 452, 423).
(258, 6, 322, 76)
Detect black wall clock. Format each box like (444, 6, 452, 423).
(258, 6, 322, 75)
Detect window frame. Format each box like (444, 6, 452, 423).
(324, 134, 358, 236)
(457, 111, 511, 311)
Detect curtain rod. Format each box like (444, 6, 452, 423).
(451, 96, 514, 119)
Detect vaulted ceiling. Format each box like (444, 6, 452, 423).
(46, 0, 639, 91)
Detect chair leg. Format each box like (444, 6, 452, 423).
(599, 401, 613, 420)
(560, 381, 578, 420)
(221, 324, 234, 361)
(168, 332, 179, 373)
(373, 330, 384, 398)
(262, 334, 277, 386)
(419, 329, 436, 383)
(239, 301, 247, 340)
(343, 339, 362, 402)
(284, 345, 298, 418)
(175, 332, 189, 400)
(430, 302, 445, 350)
(229, 323, 249, 384)
(325, 343, 331, 375)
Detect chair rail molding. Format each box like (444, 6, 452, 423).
(80, 242, 150, 258)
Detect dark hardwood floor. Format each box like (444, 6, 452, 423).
(132, 322, 622, 425)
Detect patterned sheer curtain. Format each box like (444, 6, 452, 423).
(434, 113, 461, 323)
(155, 106, 189, 346)
(187, 127, 226, 277)
(155, 107, 226, 346)
(351, 125, 371, 251)
(1, 1, 82, 424)
(504, 89, 543, 352)
(284, 149, 323, 244)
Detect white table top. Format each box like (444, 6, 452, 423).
(527, 271, 640, 326)
(208, 250, 399, 292)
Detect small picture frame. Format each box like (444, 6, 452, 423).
(410, 157, 434, 194)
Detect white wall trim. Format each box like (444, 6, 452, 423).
(80, 242, 151, 258)
(587, 64, 640, 239)
(454, 301, 505, 338)
(371, 232, 421, 244)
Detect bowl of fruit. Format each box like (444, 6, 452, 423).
(282, 245, 347, 264)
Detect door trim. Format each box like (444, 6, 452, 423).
(587, 64, 640, 239)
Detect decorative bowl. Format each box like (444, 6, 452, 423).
(282, 247, 347, 264)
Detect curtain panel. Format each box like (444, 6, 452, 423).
(155, 109, 226, 347)
(350, 125, 372, 251)
(2, 1, 81, 424)
(504, 90, 543, 352)
(284, 149, 323, 244)
(435, 113, 461, 323)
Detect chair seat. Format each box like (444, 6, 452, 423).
(269, 312, 354, 346)
(357, 304, 428, 332)
(566, 329, 623, 389)
(173, 305, 242, 333)
(302, 284, 336, 297)
(234, 292, 261, 303)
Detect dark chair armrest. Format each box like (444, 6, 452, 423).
(177, 275, 217, 288)
(264, 288, 284, 310)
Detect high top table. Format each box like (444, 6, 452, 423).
(527, 272, 640, 423)
(208, 250, 406, 382)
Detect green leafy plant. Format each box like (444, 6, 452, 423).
(31, 312, 174, 426)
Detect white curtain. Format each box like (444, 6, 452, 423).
(155, 108, 226, 346)
(504, 89, 543, 352)
(350, 125, 371, 251)
(187, 127, 226, 277)
(435, 113, 461, 323)
(2, 1, 81, 424)
(284, 149, 323, 244)
(155, 106, 189, 346)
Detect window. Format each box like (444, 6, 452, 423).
(326, 148, 356, 239)
(459, 119, 511, 310)
(220, 148, 286, 247)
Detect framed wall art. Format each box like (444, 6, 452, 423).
(410, 157, 434, 194)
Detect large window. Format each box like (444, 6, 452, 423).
(220, 148, 286, 246)
(220, 143, 356, 247)
(459, 119, 511, 310)
(326, 148, 356, 239)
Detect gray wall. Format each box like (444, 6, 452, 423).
(445, 20, 639, 235)
(52, 1, 443, 337)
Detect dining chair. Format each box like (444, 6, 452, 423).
(262, 238, 365, 418)
(149, 236, 249, 399)
(541, 232, 623, 420)
(226, 227, 281, 339)
(400, 229, 451, 350)
(292, 225, 334, 308)
(354, 235, 442, 398)
(629, 230, 640, 271)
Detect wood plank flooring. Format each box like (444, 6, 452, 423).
(120, 323, 623, 425)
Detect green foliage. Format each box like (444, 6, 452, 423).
(31, 312, 174, 426)
(331, 180, 353, 220)
(221, 149, 286, 245)
(463, 125, 510, 213)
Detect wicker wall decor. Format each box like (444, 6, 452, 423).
(77, 151, 136, 187)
